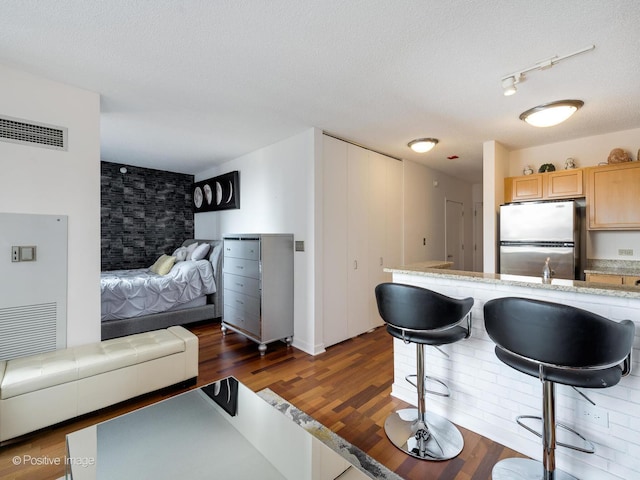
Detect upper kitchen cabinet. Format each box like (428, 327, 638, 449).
(504, 169, 584, 203)
(587, 162, 640, 230)
(504, 173, 543, 202)
(546, 169, 584, 199)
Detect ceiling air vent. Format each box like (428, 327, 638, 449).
(0, 114, 67, 151)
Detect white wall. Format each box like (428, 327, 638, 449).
(195, 128, 320, 354)
(0, 64, 101, 346)
(507, 127, 640, 176)
(482, 140, 510, 273)
(507, 127, 640, 261)
(403, 160, 475, 270)
(196, 133, 478, 354)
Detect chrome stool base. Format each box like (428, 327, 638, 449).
(492, 458, 578, 480)
(384, 408, 463, 461)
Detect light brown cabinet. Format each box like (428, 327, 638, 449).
(505, 174, 543, 202)
(624, 276, 640, 287)
(546, 169, 584, 199)
(585, 273, 640, 287)
(505, 169, 584, 203)
(586, 162, 640, 230)
(585, 273, 623, 284)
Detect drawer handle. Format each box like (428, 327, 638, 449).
(236, 265, 244, 269)
(236, 283, 244, 287)
(236, 300, 244, 305)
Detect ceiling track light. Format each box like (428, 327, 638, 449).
(520, 100, 584, 127)
(501, 44, 595, 96)
(408, 138, 439, 153)
(501, 74, 522, 96)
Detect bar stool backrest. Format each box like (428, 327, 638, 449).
(484, 297, 634, 369)
(375, 283, 473, 332)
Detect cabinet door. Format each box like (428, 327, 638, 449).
(322, 136, 403, 345)
(346, 143, 370, 338)
(368, 151, 386, 329)
(585, 273, 623, 285)
(546, 169, 584, 199)
(505, 174, 543, 202)
(587, 163, 640, 230)
(322, 136, 349, 347)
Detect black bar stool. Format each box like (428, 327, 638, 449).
(375, 282, 473, 461)
(484, 297, 635, 480)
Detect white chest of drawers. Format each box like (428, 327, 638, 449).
(221, 234, 294, 355)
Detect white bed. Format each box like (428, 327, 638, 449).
(100, 239, 223, 340)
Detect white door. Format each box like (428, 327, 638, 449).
(367, 152, 403, 330)
(322, 136, 349, 347)
(347, 144, 370, 338)
(368, 151, 387, 329)
(445, 200, 464, 270)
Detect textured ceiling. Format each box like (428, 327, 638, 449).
(1, 0, 639, 183)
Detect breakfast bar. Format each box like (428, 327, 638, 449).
(385, 264, 640, 480)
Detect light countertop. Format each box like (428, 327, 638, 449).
(385, 263, 640, 299)
(584, 259, 640, 276)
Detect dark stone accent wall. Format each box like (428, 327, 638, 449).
(101, 162, 194, 271)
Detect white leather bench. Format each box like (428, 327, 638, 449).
(0, 326, 198, 443)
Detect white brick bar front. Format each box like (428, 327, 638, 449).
(387, 266, 640, 480)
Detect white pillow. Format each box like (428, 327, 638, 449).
(209, 244, 223, 274)
(191, 242, 211, 261)
(185, 242, 199, 259)
(172, 246, 188, 262)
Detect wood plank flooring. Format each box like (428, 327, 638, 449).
(0, 320, 526, 479)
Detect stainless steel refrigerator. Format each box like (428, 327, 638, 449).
(499, 200, 580, 280)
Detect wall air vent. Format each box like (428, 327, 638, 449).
(0, 114, 67, 151)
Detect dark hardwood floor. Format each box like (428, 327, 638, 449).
(0, 320, 525, 479)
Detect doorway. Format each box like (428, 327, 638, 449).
(445, 199, 464, 270)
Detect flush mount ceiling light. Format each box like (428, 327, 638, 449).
(408, 138, 439, 153)
(519, 100, 584, 127)
(500, 44, 594, 96)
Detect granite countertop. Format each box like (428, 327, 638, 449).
(385, 263, 640, 299)
(403, 260, 453, 270)
(584, 259, 640, 276)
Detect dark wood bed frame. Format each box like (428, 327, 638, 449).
(101, 239, 223, 340)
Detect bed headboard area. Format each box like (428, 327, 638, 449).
(182, 238, 223, 313)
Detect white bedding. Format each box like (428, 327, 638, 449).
(101, 259, 217, 321)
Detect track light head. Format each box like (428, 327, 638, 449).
(502, 74, 524, 96)
(502, 76, 518, 96)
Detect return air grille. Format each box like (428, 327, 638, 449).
(0, 302, 58, 360)
(0, 115, 67, 151)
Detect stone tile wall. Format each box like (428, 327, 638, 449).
(101, 162, 194, 270)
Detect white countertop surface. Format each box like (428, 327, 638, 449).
(385, 263, 640, 299)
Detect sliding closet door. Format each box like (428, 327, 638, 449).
(322, 135, 404, 347)
(346, 144, 370, 338)
(367, 151, 388, 329)
(322, 136, 349, 347)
